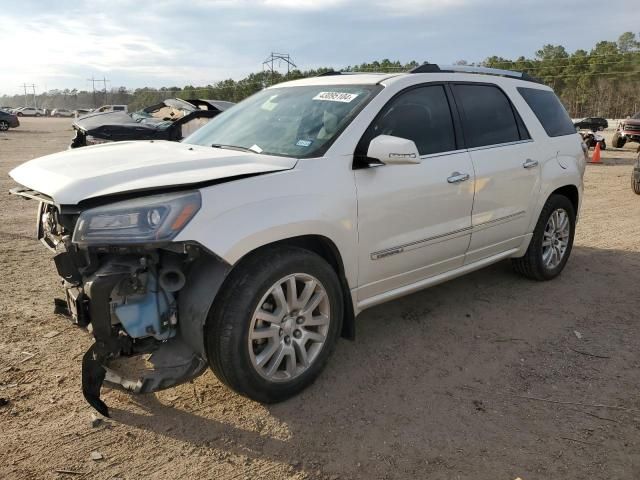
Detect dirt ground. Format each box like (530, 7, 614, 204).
(1, 117, 639, 480)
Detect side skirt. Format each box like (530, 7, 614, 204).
(354, 248, 519, 313)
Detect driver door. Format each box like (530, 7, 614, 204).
(354, 84, 475, 302)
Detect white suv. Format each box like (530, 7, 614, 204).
(9, 65, 585, 416)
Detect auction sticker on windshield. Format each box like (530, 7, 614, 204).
(313, 92, 359, 103)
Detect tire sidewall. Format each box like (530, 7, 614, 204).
(207, 247, 343, 402)
(532, 195, 576, 279)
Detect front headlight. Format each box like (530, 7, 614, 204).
(73, 191, 201, 246)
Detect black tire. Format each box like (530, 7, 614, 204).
(205, 246, 343, 403)
(16, 112, 23, 117)
(600, 140, 606, 150)
(0, 121, 8, 131)
(612, 132, 626, 149)
(35, 113, 41, 117)
(632, 161, 640, 195)
(512, 194, 576, 281)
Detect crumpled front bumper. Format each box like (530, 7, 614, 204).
(55, 249, 208, 417)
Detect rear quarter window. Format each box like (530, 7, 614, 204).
(517, 87, 576, 137)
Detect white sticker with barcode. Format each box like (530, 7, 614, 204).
(312, 92, 359, 103)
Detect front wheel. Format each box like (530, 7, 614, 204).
(512, 194, 576, 281)
(0, 121, 8, 131)
(206, 246, 343, 403)
(599, 140, 606, 150)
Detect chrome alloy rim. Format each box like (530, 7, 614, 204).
(248, 273, 330, 382)
(542, 208, 570, 269)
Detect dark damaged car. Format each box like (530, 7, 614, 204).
(71, 98, 234, 148)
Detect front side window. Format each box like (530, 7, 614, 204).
(359, 85, 456, 156)
(185, 85, 380, 158)
(454, 84, 522, 148)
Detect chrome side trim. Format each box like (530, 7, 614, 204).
(370, 210, 526, 260)
(370, 226, 472, 260)
(467, 139, 534, 152)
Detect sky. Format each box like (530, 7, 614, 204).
(1, 0, 638, 95)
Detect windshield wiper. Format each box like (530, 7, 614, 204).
(211, 143, 258, 153)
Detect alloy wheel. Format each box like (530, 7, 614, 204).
(542, 208, 570, 269)
(248, 273, 330, 382)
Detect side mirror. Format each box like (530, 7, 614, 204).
(366, 135, 421, 165)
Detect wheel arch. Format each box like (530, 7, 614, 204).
(178, 235, 356, 360)
(551, 184, 579, 215)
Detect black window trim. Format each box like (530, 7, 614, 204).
(353, 81, 463, 169)
(449, 81, 532, 150)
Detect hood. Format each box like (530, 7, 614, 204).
(623, 118, 640, 126)
(74, 111, 160, 132)
(9, 140, 297, 205)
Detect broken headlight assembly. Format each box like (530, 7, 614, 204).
(73, 191, 201, 246)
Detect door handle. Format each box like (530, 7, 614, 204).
(447, 172, 470, 184)
(523, 158, 539, 169)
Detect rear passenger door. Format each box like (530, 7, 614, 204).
(451, 83, 541, 263)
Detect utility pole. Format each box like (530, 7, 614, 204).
(101, 77, 109, 105)
(21, 83, 36, 107)
(262, 52, 297, 86)
(87, 76, 108, 108)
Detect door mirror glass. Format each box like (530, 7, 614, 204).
(367, 135, 421, 165)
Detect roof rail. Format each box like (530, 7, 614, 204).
(410, 63, 541, 83)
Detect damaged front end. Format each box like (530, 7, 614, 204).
(13, 187, 226, 416)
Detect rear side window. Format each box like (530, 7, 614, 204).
(362, 85, 456, 156)
(517, 87, 575, 137)
(454, 84, 523, 148)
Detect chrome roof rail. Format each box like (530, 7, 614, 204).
(410, 63, 541, 83)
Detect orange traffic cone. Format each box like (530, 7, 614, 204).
(591, 141, 601, 163)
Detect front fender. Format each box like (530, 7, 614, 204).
(175, 164, 359, 287)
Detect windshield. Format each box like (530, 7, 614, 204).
(184, 84, 380, 158)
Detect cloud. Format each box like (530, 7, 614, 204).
(1, 0, 638, 95)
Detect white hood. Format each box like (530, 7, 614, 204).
(9, 140, 297, 205)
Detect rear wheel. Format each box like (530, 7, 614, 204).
(599, 140, 606, 150)
(512, 194, 576, 281)
(17, 112, 23, 117)
(206, 246, 343, 403)
(0, 121, 8, 131)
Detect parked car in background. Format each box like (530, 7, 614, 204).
(9, 65, 585, 416)
(92, 104, 128, 114)
(574, 117, 608, 131)
(612, 112, 640, 148)
(51, 109, 75, 118)
(14, 107, 45, 117)
(74, 108, 92, 117)
(70, 98, 233, 147)
(0, 109, 19, 130)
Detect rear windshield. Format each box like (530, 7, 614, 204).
(517, 87, 576, 137)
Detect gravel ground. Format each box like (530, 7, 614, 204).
(1, 118, 639, 480)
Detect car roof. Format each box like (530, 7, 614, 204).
(272, 69, 552, 91)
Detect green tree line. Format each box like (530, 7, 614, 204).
(2, 32, 638, 118)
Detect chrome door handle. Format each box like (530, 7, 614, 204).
(523, 158, 539, 169)
(447, 172, 470, 184)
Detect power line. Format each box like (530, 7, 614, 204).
(263, 52, 297, 86)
